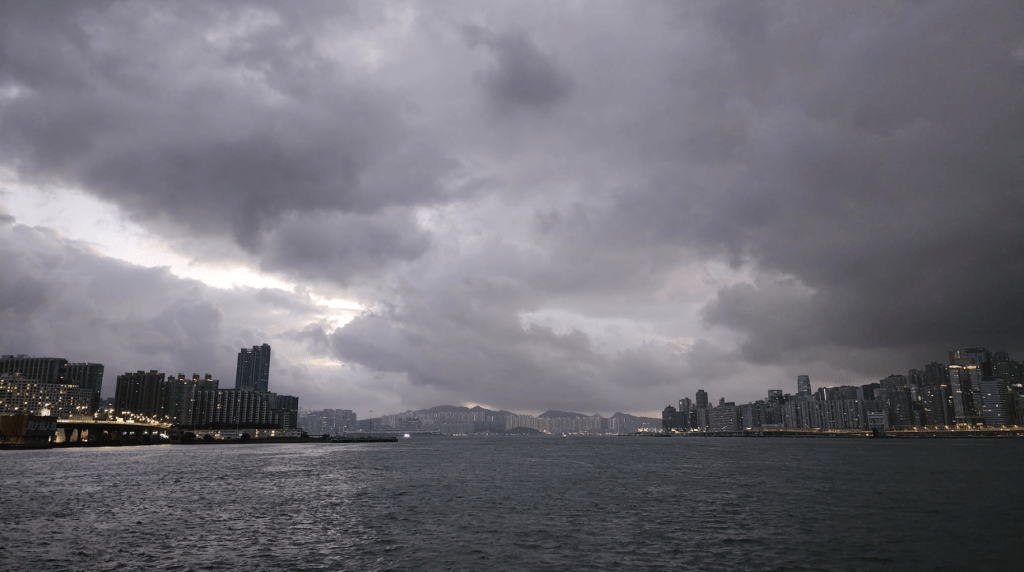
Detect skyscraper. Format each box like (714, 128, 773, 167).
(695, 389, 709, 409)
(235, 344, 271, 392)
(65, 362, 104, 414)
(797, 375, 811, 396)
(115, 370, 166, 417)
(948, 348, 989, 425)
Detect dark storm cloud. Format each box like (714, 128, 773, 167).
(0, 217, 337, 397)
(2, 1, 1022, 410)
(503, 1, 1024, 368)
(685, 2, 1024, 363)
(0, 218, 228, 375)
(0, 1, 454, 252)
(0, 204, 15, 224)
(314, 232, 737, 412)
(257, 209, 431, 284)
(326, 301, 691, 413)
(464, 26, 573, 112)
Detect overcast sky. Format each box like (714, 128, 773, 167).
(1, 1, 1022, 417)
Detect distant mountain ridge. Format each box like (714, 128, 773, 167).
(538, 410, 590, 419)
(412, 405, 655, 421)
(414, 405, 513, 415)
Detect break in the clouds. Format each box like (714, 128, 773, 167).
(1, 1, 1021, 415)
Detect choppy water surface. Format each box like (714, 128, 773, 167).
(2, 437, 1022, 571)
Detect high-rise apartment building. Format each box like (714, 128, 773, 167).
(1, 355, 104, 414)
(695, 389, 709, 409)
(114, 370, 167, 418)
(677, 398, 692, 430)
(948, 348, 990, 425)
(236, 344, 271, 392)
(65, 363, 104, 413)
(797, 375, 811, 396)
(880, 374, 914, 428)
(979, 378, 1010, 427)
(0, 373, 94, 417)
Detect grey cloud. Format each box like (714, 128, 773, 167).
(0, 220, 224, 376)
(323, 255, 743, 412)
(286, 322, 333, 355)
(0, 204, 15, 224)
(465, 26, 572, 112)
(258, 209, 431, 284)
(0, 218, 336, 397)
(0, 1, 455, 251)
(3, 1, 1023, 412)
(537, 2, 1024, 364)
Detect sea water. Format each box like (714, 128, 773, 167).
(1, 437, 1021, 571)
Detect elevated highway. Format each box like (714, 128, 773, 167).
(56, 417, 171, 444)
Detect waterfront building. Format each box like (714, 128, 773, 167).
(677, 398, 693, 430)
(663, 349, 1022, 433)
(190, 387, 283, 428)
(161, 373, 220, 426)
(236, 344, 271, 392)
(857, 383, 879, 401)
(0, 373, 94, 417)
(274, 394, 300, 429)
(913, 365, 951, 426)
(695, 389, 709, 409)
(948, 349, 988, 425)
(64, 362, 104, 413)
(817, 386, 862, 429)
(880, 375, 915, 428)
(695, 407, 710, 431)
(708, 403, 740, 432)
(505, 411, 607, 434)
(979, 378, 1010, 427)
(0, 355, 65, 384)
(765, 390, 784, 426)
(338, 409, 358, 431)
(797, 375, 811, 397)
(300, 408, 359, 434)
(1, 355, 104, 414)
(115, 370, 167, 419)
(163, 374, 195, 424)
(867, 411, 886, 431)
(662, 405, 678, 431)
(740, 401, 765, 429)
(1010, 384, 1024, 426)
(795, 395, 822, 428)
(992, 352, 1021, 386)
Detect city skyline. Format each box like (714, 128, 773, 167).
(3, 343, 1023, 421)
(2, 2, 1022, 417)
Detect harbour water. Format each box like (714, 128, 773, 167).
(2, 437, 1021, 571)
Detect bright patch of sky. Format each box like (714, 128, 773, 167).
(1, 175, 361, 324)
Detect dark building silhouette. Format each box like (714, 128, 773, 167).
(65, 363, 104, 413)
(880, 374, 915, 428)
(695, 389, 708, 409)
(677, 398, 692, 430)
(948, 348, 990, 425)
(662, 405, 678, 431)
(236, 344, 271, 392)
(708, 402, 740, 432)
(797, 375, 811, 397)
(115, 370, 166, 418)
(913, 364, 951, 426)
